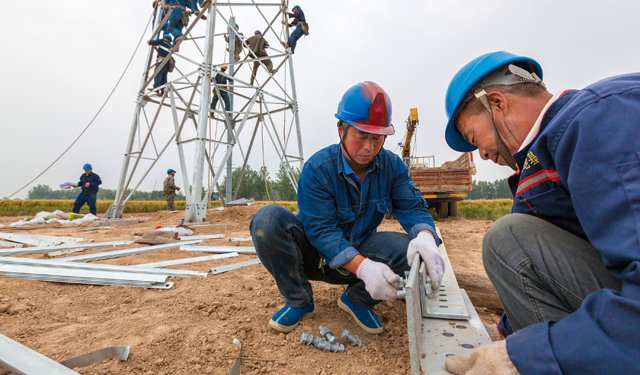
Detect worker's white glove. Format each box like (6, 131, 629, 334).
(356, 258, 400, 301)
(445, 340, 520, 375)
(407, 231, 444, 293)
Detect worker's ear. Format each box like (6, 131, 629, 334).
(487, 91, 508, 116)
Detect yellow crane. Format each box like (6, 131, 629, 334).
(402, 108, 419, 167)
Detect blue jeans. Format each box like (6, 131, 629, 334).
(154, 61, 169, 92)
(73, 193, 97, 215)
(211, 92, 230, 111)
(287, 25, 303, 52)
(167, 7, 184, 38)
(250, 205, 411, 310)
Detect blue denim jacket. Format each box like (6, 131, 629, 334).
(297, 144, 441, 269)
(77, 172, 102, 195)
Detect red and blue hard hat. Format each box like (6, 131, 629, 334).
(335, 81, 395, 136)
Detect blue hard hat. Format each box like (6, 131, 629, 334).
(83, 163, 92, 171)
(335, 81, 394, 136)
(293, 5, 301, 10)
(255, 30, 261, 34)
(235, 23, 239, 27)
(167, 169, 176, 174)
(444, 51, 543, 152)
(163, 32, 173, 41)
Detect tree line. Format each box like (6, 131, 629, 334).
(466, 178, 512, 200)
(26, 163, 301, 202)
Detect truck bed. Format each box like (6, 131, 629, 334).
(409, 153, 475, 194)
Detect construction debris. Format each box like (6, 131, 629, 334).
(134, 230, 179, 245)
(59, 346, 130, 370)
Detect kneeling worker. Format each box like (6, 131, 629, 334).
(442, 51, 640, 374)
(72, 163, 102, 216)
(250, 82, 444, 334)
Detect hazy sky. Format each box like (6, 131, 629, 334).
(2, 0, 640, 199)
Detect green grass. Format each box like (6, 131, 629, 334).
(458, 199, 512, 221)
(0, 199, 512, 221)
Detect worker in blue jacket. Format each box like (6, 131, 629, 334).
(211, 66, 231, 114)
(442, 51, 640, 375)
(72, 163, 102, 216)
(250, 82, 444, 335)
(148, 33, 173, 95)
(285, 5, 306, 53)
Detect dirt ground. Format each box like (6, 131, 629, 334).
(0, 206, 502, 375)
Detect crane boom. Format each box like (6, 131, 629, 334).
(402, 108, 419, 167)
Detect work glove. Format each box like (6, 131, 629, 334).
(407, 231, 444, 293)
(356, 258, 400, 301)
(446, 340, 520, 375)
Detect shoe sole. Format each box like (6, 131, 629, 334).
(268, 311, 314, 333)
(337, 298, 384, 335)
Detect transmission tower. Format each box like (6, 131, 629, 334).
(104, 0, 304, 223)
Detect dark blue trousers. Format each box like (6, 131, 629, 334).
(73, 193, 97, 215)
(287, 25, 303, 52)
(154, 62, 169, 93)
(211, 92, 230, 112)
(250, 204, 410, 310)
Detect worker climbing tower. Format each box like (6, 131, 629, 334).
(104, 0, 304, 223)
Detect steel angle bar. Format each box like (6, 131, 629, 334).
(417, 290, 492, 375)
(132, 252, 238, 270)
(0, 333, 81, 375)
(229, 237, 252, 242)
(181, 245, 256, 254)
(59, 346, 129, 370)
(51, 240, 201, 263)
(423, 228, 469, 320)
(0, 264, 173, 289)
(211, 258, 261, 274)
(179, 234, 225, 240)
(0, 233, 62, 247)
(0, 240, 23, 248)
(403, 255, 423, 375)
(0, 241, 133, 257)
(2, 234, 87, 243)
(0, 257, 201, 278)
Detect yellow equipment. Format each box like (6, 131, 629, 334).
(402, 108, 419, 167)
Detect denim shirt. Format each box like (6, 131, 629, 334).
(297, 144, 441, 269)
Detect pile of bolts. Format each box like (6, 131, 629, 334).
(299, 326, 366, 354)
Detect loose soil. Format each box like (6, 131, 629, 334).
(0, 207, 502, 375)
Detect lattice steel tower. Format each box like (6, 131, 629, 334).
(105, 0, 304, 223)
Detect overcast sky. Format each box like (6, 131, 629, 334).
(2, 0, 640, 199)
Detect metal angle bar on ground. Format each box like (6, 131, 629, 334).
(51, 240, 201, 263)
(404, 255, 423, 375)
(132, 252, 238, 269)
(0, 241, 133, 257)
(0, 257, 201, 278)
(229, 237, 252, 242)
(0, 240, 23, 248)
(0, 333, 81, 375)
(423, 228, 470, 319)
(0, 264, 173, 289)
(418, 290, 492, 374)
(179, 234, 225, 240)
(0, 233, 62, 247)
(181, 245, 256, 254)
(0, 234, 87, 243)
(59, 346, 130, 370)
(211, 258, 261, 274)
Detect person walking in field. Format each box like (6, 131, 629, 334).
(441, 51, 640, 375)
(72, 163, 102, 216)
(163, 169, 181, 211)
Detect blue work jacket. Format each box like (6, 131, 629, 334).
(77, 172, 102, 195)
(149, 38, 172, 58)
(506, 74, 640, 374)
(297, 144, 440, 269)
(287, 9, 306, 25)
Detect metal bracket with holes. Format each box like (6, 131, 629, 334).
(402, 227, 493, 375)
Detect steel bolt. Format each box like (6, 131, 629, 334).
(300, 332, 322, 347)
(319, 325, 338, 344)
(316, 340, 345, 353)
(341, 329, 366, 347)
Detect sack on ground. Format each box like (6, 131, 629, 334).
(301, 22, 309, 36)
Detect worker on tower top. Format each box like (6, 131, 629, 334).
(147, 32, 174, 96)
(285, 5, 308, 54)
(250, 81, 443, 335)
(441, 51, 640, 375)
(246, 30, 274, 86)
(71, 164, 102, 216)
(224, 24, 244, 62)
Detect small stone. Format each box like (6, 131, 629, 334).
(203, 312, 210, 316)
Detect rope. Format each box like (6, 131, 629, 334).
(0, 11, 154, 203)
(261, 120, 275, 203)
